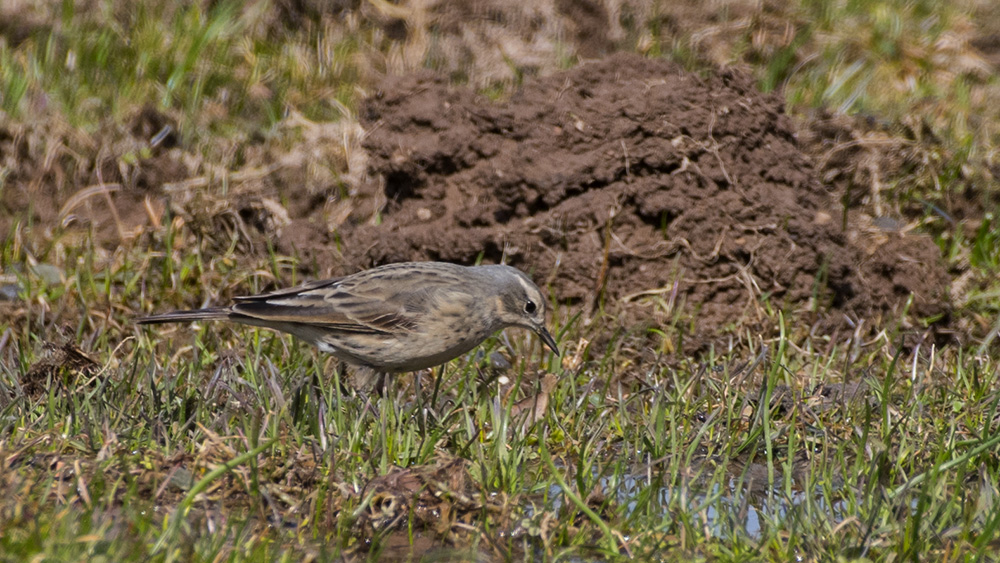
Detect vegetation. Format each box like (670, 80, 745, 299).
(2, 0, 1000, 560)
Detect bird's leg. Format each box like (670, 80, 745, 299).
(429, 364, 445, 414)
(415, 369, 426, 436)
(334, 360, 352, 396)
(414, 366, 444, 457)
(374, 371, 388, 397)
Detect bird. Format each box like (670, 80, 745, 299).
(137, 261, 559, 374)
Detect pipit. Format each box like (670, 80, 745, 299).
(137, 261, 559, 373)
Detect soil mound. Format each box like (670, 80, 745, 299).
(343, 53, 949, 347)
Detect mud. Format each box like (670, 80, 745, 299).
(334, 53, 949, 348)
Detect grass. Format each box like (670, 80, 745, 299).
(4, 231, 1000, 559)
(3, 0, 1000, 560)
(1, 1, 362, 136)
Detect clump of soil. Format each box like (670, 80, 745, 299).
(353, 456, 491, 542)
(19, 342, 100, 400)
(2, 51, 951, 350)
(336, 53, 949, 347)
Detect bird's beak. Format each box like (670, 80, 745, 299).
(537, 327, 560, 356)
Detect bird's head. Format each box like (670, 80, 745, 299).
(488, 265, 560, 356)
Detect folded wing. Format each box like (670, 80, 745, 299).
(230, 280, 427, 335)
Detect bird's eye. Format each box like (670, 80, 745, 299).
(524, 300, 537, 314)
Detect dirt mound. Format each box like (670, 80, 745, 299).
(2, 51, 952, 350)
(340, 53, 949, 347)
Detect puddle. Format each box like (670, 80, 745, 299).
(535, 459, 852, 540)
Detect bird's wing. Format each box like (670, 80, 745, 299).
(230, 279, 434, 335)
(232, 277, 343, 302)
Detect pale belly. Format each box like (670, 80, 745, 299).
(316, 328, 494, 372)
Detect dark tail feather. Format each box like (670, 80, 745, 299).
(136, 307, 232, 325)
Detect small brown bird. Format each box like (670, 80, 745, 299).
(137, 261, 559, 372)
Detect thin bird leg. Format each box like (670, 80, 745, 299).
(374, 371, 388, 397)
(429, 364, 445, 414)
(333, 361, 352, 396)
(415, 364, 446, 456)
(415, 369, 426, 436)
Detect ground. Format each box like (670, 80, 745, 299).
(2, 0, 1000, 561)
(2, 56, 954, 350)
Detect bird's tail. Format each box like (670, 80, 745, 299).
(136, 307, 232, 325)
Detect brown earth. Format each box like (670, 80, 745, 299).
(2, 54, 952, 352)
(327, 53, 950, 348)
(0, 107, 184, 247)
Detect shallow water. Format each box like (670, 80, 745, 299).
(535, 460, 852, 540)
